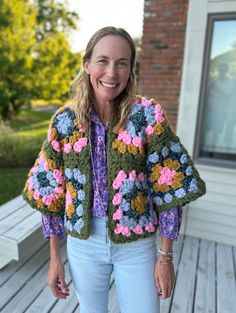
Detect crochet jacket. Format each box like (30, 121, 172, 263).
(23, 96, 206, 243)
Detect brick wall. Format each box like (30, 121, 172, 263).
(138, 0, 188, 131)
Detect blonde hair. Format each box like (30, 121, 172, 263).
(70, 26, 137, 132)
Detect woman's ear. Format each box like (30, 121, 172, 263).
(84, 60, 90, 75)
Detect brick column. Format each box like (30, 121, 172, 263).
(138, 0, 188, 131)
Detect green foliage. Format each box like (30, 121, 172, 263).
(0, 108, 52, 168)
(0, 168, 30, 205)
(35, 0, 78, 41)
(0, 0, 81, 121)
(33, 33, 82, 100)
(0, 0, 36, 120)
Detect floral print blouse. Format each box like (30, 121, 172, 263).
(42, 109, 182, 240)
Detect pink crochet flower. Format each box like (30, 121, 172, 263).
(117, 170, 127, 181)
(145, 222, 155, 232)
(114, 223, 124, 234)
(112, 179, 123, 190)
(112, 209, 123, 220)
(64, 143, 72, 154)
(138, 172, 145, 182)
(121, 226, 131, 237)
(43, 161, 49, 171)
(158, 167, 176, 185)
(31, 166, 38, 174)
(133, 224, 143, 234)
(132, 137, 142, 148)
(42, 194, 55, 205)
(141, 98, 152, 106)
(33, 190, 41, 200)
(79, 137, 88, 147)
(53, 169, 64, 184)
(55, 187, 64, 194)
(51, 140, 61, 152)
(73, 138, 88, 153)
(112, 193, 122, 205)
(66, 191, 73, 205)
(118, 130, 132, 145)
(129, 170, 137, 182)
(145, 125, 154, 135)
(154, 104, 164, 123)
(27, 177, 34, 190)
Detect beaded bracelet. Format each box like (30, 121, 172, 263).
(158, 248, 173, 257)
(157, 255, 173, 265)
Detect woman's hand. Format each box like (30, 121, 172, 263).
(47, 258, 70, 299)
(154, 256, 175, 299)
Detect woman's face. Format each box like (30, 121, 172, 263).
(84, 35, 132, 106)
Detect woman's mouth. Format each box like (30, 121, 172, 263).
(100, 81, 118, 88)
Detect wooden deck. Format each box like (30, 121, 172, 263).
(0, 234, 235, 313)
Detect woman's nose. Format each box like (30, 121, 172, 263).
(106, 63, 117, 77)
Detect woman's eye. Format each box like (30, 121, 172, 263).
(118, 62, 128, 67)
(98, 59, 106, 64)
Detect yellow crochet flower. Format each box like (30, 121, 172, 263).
(139, 146, 145, 156)
(36, 198, 44, 209)
(149, 164, 162, 182)
(74, 131, 83, 140)
(50, 127, 59, 140)
(47, 159, 56, 170)
(67, 182, 77, 198)
(163, 158, 180, 170)
(27, 190, 34, 201)
(153, 183, 170, 193)
(66, 204, 75, 218)
(127, 144, 138, 155)
(112, 139, 120, 149)
(117, 141, 127, 154)
(171, 172, 185, 189)
(154, 124, 164, 136)
(131, 192, 147, 214)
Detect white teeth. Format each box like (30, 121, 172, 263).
(101, 81, 117, 88)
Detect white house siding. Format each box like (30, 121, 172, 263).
(178, 0, 236, 246)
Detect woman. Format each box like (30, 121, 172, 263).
(23, 26, 206, 313)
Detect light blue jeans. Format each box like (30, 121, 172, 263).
(67, 216, 160, 313)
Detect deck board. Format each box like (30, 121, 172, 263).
(0, 234, 235, 313)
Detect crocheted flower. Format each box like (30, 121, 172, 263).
(158, 167, 177, 185)
(112, 170, 157, 237)
(25, 151, 65, 213)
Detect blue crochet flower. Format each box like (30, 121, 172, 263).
(76, 204, 84, 217)
(73, 218, 84, 233)
(139, 216, 149, 227)
(73, 169, 86, 184)
(180, 154, 187, 164)
(77, 190, 85, 201)
(120, 199, 130, 211)
(189, 179, 199, 193)
(170, 142, 181, 153)
(54, 111, 74, 136)
(65, 168, 73, 179)
(127, 218, 137, 229)
(130, 103, 143, 115)
(119, 179, 134, 196)
(126, 121, 136, 137)
(175, 188, 186, 198)
(186, 165, 193, 176)
(65, 220, 73, 232)
(164, 193, 173, 203)
(162, 146, 169, 158)
(148, 152, 159, 163)
(154, 196, 163, 206)
(120, 215, 130, 226)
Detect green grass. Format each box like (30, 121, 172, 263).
(0, 168, 29, 205)
(0, 105, 59, 204)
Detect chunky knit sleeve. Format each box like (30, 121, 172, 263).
(145, 98, 206, 213)
(22, 107, 68, 216)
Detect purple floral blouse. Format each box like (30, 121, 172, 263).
(42, 109, 182, 240)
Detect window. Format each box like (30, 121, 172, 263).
(196, 14, 236, 167)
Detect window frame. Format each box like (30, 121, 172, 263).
(194, 12, 236, 169)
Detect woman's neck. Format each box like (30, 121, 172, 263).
(93, 100, 114, 124)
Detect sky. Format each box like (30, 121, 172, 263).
(67, 0, 145, 52)
(211, 20, 236, 58)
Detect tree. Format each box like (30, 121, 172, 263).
(35, 0, 78, 41)
(32, 32, 82, 100)
(0, 0, 36, 121)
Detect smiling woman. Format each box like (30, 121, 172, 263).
(22, 26, 206, 313)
